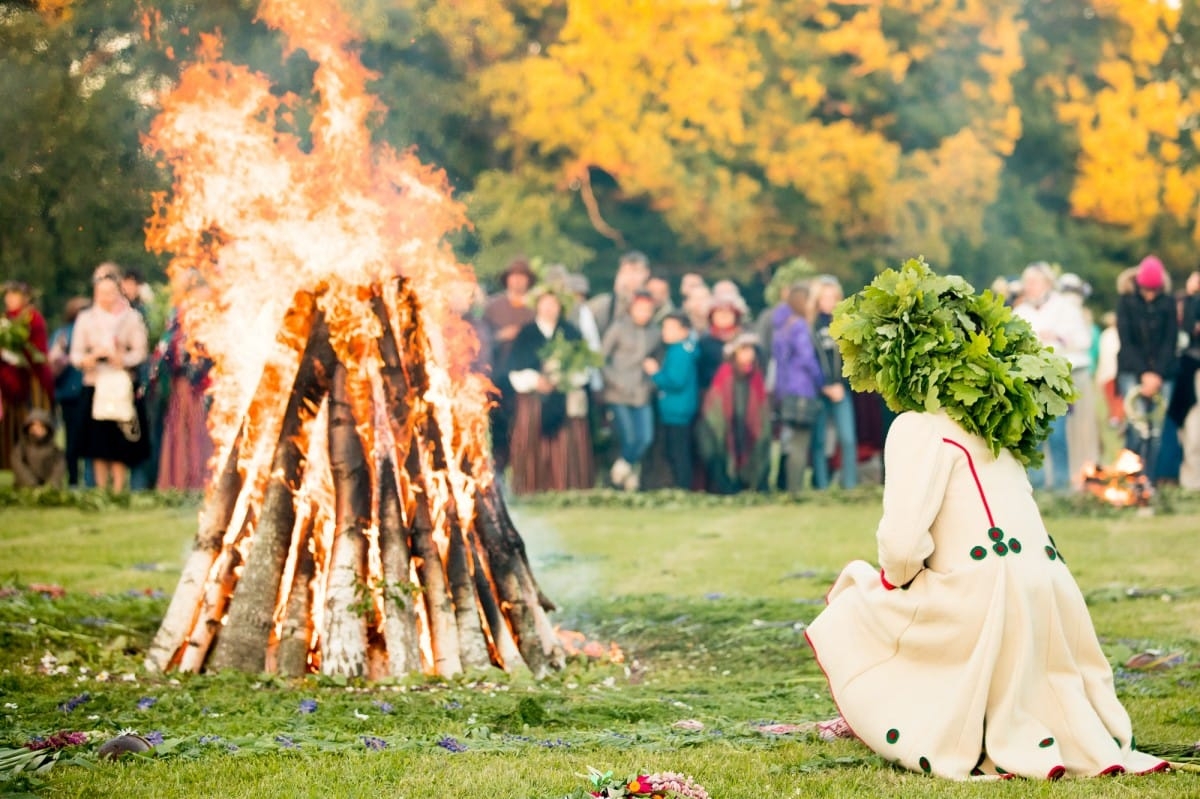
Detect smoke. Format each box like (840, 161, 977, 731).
(506, 507, 601, 612)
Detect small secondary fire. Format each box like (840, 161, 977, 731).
(143, 0, 567, 679)
(1079, 450, 1152, 508)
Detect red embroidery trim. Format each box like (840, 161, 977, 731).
(1099, 764, 1126, 776)
(1047, 765, 1066, 781)
(880, 569, 898, 591)
(941, 438, 995, 527)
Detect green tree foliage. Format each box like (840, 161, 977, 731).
(1, 0, 1197, 323)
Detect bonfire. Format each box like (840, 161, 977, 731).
(142, 0, 565, 679)
(1079, 450, 1153, 508)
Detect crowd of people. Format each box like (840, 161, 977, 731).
(0, 264, 212, 491)
(3, 252, 1199, 495)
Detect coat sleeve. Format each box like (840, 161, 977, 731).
(11, 444, 37, 487)
(652, 345, 691, 391)
(119, 313, 149, 370)
(875, 413, 953, 588)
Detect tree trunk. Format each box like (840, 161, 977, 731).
(376, 455, 421, 676)
(211, 316, 335, 672)
(274, 505, 316, 677)
(320, 360, 371, 678)
(145, 434, 242, 672)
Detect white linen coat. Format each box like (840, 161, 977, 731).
(805, 411, 1167, 779)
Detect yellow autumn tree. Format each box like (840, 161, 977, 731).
(1054, 0, 1200, 241)
(478, 0, 1028, 269)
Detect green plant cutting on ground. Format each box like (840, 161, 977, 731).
(1, 490, 1198, 798)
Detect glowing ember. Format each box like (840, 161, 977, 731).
(143, 0, 567, 680)
(556, 628, 625, 664)
(1079, 450, 1152, 507)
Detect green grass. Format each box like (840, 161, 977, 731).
(1, 490, 1199, 798)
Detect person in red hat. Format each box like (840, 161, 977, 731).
(1116, 255, 1178, 481)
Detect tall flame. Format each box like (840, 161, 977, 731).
(145, 0, 496, 676)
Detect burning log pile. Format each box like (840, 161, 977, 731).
(1079, 450, 1153, 507)
(145, 282, 565, 679)
(141, 0, 566, 678)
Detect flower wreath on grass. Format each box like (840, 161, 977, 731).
(566, 767, 710, 799)
(830, 257, 1077, 468)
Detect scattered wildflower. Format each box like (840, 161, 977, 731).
(25, 731, 88, 751)
(137, 697, 158, 711)
(443, 700, 462, 710)
(298, 699, 318, 714)
(580, 768, 710, 799)
(199, 735, 222, 745)
(540, 738, 571, 748)
(144, 731, 164, 746)
(362, 736, 388, 751)
(58, 693, 90, 713)
(275, 735, 298, 750)
(226, 743, 239, 752)
(436, 735, 467, 753)
(4, 702, 17, 709)
(372, 700, 394, 714)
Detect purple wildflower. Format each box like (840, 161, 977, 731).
(442, 700, 462, 710)
(298, 699, 318, 714)
(58, 693, 90, 713)
(362, 736, 388, 751)
(372, 700, 394, 714)
(275, 735, 298, 749)
(199, 735, 222, 745)
(144, 731, 164, 746)
(226, 743, 239, 752)
(436, 735, 467, 753)
(539, 738, 570, 748)
(137, 697, 158, 711)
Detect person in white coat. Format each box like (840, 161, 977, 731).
(805, 260, 1167, 780)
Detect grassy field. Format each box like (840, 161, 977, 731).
(1, 489, 1199, 798)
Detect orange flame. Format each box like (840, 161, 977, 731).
(145, 0, 497, 676)
(1079, 449, 1152, 507)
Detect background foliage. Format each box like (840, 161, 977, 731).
(2, 0, 1199, 320)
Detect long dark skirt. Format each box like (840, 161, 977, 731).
(509, 394, 593, 495)
(78, 386, 151, 467)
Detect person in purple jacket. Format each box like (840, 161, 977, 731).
(772, 281, 824, 491)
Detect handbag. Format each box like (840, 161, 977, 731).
(92, 365, 136, 423)
(779, 395, 818, 426)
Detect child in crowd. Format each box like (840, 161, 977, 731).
(602, 291, 660, 491)
(12, 409, 66, 488)
(696, 332, 771, 494)
(644, 312, 699, 489)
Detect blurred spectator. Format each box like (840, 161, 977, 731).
(1057, 273, 1102, 481)
(1, 281, 54, 471)
(697, 296, 747, 392)
(680, 272, 706, 301)
(152, 310, 214, 491)
(588, 250, 650, 336)
(503, 289, 593, 494)
(1117, 256, 1177, 481)
(484, 258, 537, 471)
(1014, 264, 1092, 489)
(11, 409, 65, 488)
(48, 296, 91, 486)
(809, 276, 857, 489)
(772, 281, 822, 491)
(696, 332, 771, 494)
(1171, 271, 1200, 490)
(601, 291, 660, 490)
(1096, 311, 1123, 427)
(646, 275, 674, 323)
(645, 312, 699, 489)
(69, 273, 150, 492)
(682, 283, 713, 333)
